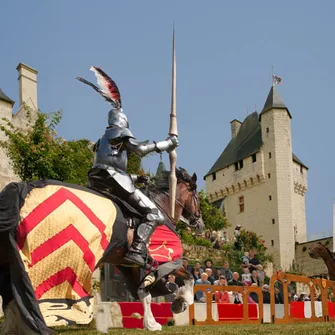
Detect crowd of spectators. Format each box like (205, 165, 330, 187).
(176, 248, 282, 305)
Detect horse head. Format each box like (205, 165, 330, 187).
(153, 167, 204, 232)
(175, 168, 204, 232)
(309, 242, 332, 260)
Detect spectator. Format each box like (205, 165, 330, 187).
(222, 231, 229, 242)
(204, 230, 211, 241)
(195, 273, 211, 303)
(214, 276, 229, 303)
(228, 272, 244, 287)
(211, 231, 220, 249)
(182, 257, 193, 273)
(248, 249, 260, 271)
(214, 275, 227, 286)
(165, 274, 179, 302)
(205, 268, 215, 285)
(204, 259, 214, 272)
(233, 225, 243, 250)
(251, 270, 260, 286)
(257, 264, 265, 286)
(192, 268, 201, 281)
(241, 268, 252, 286)
(249, 283, 259, 303)
(242, 251, 250, 268)
(220, 261, 233, 282)
(274, 287, 283, 304)
(194, 261, 204, 274)
(214, 268, 222, 281)
(262, 284, 270, 303)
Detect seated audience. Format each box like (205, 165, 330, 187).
(205, 268, 215, 285)
(242, 267, 252, 286)
(228, 272, 244, 286)
(214, 276, 229, 303)
(220, 261, 233, 282)
(262, 284, 270, 303)
(195, 273, 211, 303)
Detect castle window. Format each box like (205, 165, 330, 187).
(212, 172, 216, 181)
(272, 219, 275, 224)
(239, 160, 243, 169)
(239, 196, 245, 213)
(300, 165, 303, 173)
(268, 173, 271, 179)
(266, 127, 269, 133)
(269, 195, 272, 201)
(234, 162, 239, 171)
(271, 240, 274, 246)
(252, 154, 257, 163)
(269, 152, 272, 159)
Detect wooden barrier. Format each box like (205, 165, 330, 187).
(269, 272, 335, 324)
(189, 273, 335, 326)
(189, 284, 263, 325)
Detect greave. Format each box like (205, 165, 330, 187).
(129, 220, 159, 254)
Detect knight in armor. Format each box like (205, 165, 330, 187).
(77, 67, 178, 267)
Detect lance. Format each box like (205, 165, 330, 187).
(169, 27, 178, 219)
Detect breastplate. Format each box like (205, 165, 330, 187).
(94, 135, 128, 171)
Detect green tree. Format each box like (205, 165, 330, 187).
(0, 106, 94, 185)
(199, 190, 228, 232)
(127, 151, 142, 175)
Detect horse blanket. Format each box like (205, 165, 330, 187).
(0, 180, 183, 331)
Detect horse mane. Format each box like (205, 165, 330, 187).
(152, 167, 196, 192)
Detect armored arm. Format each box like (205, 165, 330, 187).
(124, 136, 178, 158)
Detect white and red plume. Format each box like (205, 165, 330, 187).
(76, 66, 122, 109)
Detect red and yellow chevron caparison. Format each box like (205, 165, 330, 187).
(16, 184, 116, 326)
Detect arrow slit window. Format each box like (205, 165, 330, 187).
(239, 196, 244, 213)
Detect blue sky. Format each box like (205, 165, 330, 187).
(1, 1, 334, 238)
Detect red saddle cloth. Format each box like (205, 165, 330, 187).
(148, 225, 183, 264)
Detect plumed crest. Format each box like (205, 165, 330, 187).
(90, 66, 122, 108)
(76, 66, 122, 109)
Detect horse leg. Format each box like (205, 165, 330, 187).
(140, 292, 162, 331)
(171, 267, 195, 314)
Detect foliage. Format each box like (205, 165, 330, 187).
(199, 190, 228, 232)
(0, 106, 94, 185)
(127, 151, 142, 175)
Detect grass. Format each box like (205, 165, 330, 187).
(53, 323, 335, 335)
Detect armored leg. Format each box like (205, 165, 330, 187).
(123, 189, 165, 267)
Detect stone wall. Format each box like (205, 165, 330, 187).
(182, 244, 227, 265)
(295, 237, 332, 277)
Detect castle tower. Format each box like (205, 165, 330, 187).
(16, 63, 38, 111)
(0, 63, 39, 189)
(204, 85, 307, 271)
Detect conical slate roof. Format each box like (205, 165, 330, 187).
(0, 89, 15, 106)
(259, 85, 291, 119)
(155, 155, 166, 178)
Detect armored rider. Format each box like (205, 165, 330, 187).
(77, 67, 178, 267)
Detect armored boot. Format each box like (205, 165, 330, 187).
(123, 189, 164, 267)
(123, 220, 159, 267)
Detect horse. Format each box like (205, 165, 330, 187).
(309, 242, 335, 280)
(0, 167, 203, 334)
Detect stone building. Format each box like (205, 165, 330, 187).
(204, 85, 308, 271)
(0, 63, 38, 189)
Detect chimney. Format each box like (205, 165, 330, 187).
(230, 119, 242, 138)
(16, 63, 38, 110)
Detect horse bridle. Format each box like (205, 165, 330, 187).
(162, 188, 200, 227)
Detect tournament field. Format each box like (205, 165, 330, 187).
(54, 323, 335, 335)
